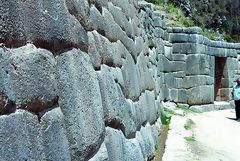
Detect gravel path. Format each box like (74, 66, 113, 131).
(162, 109, 240, 161)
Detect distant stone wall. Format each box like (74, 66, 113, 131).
(0, 0, 240, 160)
(163, 26, 240, 105)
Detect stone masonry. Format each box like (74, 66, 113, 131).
(0, 0, 240, 160)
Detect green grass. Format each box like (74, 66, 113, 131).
(184, 118, 196, 130)
(147, 0, 164, 5)
(161, 113, 171, 125)
(184, 136, 196, 142)
(147, 0, 235, 42)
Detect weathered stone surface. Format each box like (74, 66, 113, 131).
(65, 0, 90, 28)
(0, 110, 43, 160)
(105, 124, 159, 161)
(186, 54, 211, 75)
(0, 44, 57, 112)
(137, 53, 155, 92)
(108, 2, 134, 39)
(172, 43, 207, 54)
(190, 104, 215, 113)
(88, 31, 125, 68)
(104, 127, 125, 161)
(40, 107, 71, 161)
(124, 137, 145, 161)
(183, 75, 214, 89)
(89, 142, 109, 161)
(121, 53, 141, 101)
(187, 85, 214, 105)
(56, 49, 104, 161)
(1, 0, 88, 52)
(136, 123, 156, 160)
(98, 65, 136, 137)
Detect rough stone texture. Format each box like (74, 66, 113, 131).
(56, 49, 105, 161)
(89, 142, 109, 161)
(187, 85, 214, 105)
(121, 53, 141, 101)
(0, 44, 57, 112)
(0, 0, 240, 160)
(40, 107, 71, 161)
(0, 110, 43, 160)
(98, 65, 136, 137)
(0, 0, 88, 52)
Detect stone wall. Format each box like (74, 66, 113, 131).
(0, 0, 240, 160)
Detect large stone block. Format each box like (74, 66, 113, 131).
(108, 2, 134, 38)
(187, 85, 214, 105)
(104, 127, 125, 161)
(172, 43, 206, 54)
(172, 54, 186, 61)
(225, 58, 238, 70)
(186, 54, 211, 75)
(40, 108, 71, 161)
(65, 0, 90, 28)
(136, 123, 156, 160)
(183, 75, 214, 89)
(1, 0, 88, 52)
(137, 53, 155, 92)
(0, 110, 43, 160)
(110, 0, 136, 19)
(88, 30, 127, 68)
(56, 49, 104, 161)
(178, 89, 187, 103)
(98, 65, 136, 137)
(121, 53, 141, 101)
(0, 44, 58, 112)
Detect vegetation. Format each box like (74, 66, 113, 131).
(160, 110, 172, 125)
(184, 118, 196, 130)
(146, 0, 236, 42)
(184, 135, 196, 142)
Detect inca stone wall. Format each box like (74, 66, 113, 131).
(0, 0, 240, 161)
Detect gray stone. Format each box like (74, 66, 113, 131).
(190, 104, 215, 112)
(40, 107, 71, 161)
(0, 44, 57, 112)
(0, 110, 43, 160)
(186, 54, 211, 75)
(137, 53, 155, 92)
(187, 85, 214, 105)
(89, 142, 109, 161)
(169, 89, 178, 102)
(88, 31, 125, 68)
(65, 0, 90, 28)
(164, 46, 172, 60)
(108, 2, 134, 38)
(178, 89, 187, 103)
(56, 49, 104, 161)
(104, 127, 125, 161)
(184, 27, 203, 34)
(124, 138, 144, 161)
(136, 123, 156, 160)
(183, 75, 214, 89)
(98, 65, 136, 137)
(1, 0, 88, 51)
(111, 0, 136, 19)
(172, 43, 206, 54)
(169, 33, 189, 43)
(121, 53, 141, 101)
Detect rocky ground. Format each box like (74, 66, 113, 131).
(162, 108, 240, 161)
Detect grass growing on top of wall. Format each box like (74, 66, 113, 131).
(146, 0, 233, 41)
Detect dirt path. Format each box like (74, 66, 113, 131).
(162, 109, 240, 161)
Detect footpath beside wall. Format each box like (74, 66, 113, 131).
(0, 0, 240, 160)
